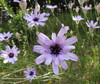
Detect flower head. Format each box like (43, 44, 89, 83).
(42, 12, 50, 16)
(86, 20, 100, 29)
(33, 27, 78, 75)
(0, 45, 20, 64)
(82, 5, 91, 10)
(61, 24, 69, 31)
(46, 5, 57, 9)
(0, 32, 13, 41)
(23, 9, 48, 27)
(82, 6, 91, 14)
(86, 20, 100, 33)
(72, 15, 84, 24)
(86, 20, 100, 34)
(24, 67, 36, 82)
(13, 0, 26, 3)
(46, 5, 57, 12)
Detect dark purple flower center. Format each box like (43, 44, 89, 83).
(8, 53, 14, 58)
(90, 26, 93, 28)
(50, 44, 62, 55)
(29, 71, 34, 76)
(4, 36, 8, 39)
(33, 17, 39, 21)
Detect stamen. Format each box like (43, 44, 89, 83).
(8, 53, 14, 58)
(29, 71, 34, 76)
(50, 44, 61, 55)
(4, 36, 8, 39)
(33, 17, 39, 21)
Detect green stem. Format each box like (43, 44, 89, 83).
(51, 11, 61, 25)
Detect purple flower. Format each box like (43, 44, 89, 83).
(0, 45, 20, 64)
(86, 20, 100, 29)
(42, 12, 50, 16)
(61, 24, 69, 31)
(24, 67, 36, 82)
(13, 0, 26, 3)
(46, 5, 57, 13)
(82, 6, 91, 10)
(46, 5, 57, 9)
(72, 15, 84, 24)
(33, 28, 78, 75)
(0, 32, 13, 41)
(82, 6, 91, 14)
(0, 33, 4, 41)
(63, 5, 66, 7)
(23, 9, 48, 27)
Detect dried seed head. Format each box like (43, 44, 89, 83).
(78, 0, 85, 6)
(19, 0, 27, 13)
(95, 3, 100, 14)
(76, 6, 80, 13)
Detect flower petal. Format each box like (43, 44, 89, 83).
(38, 22, 45, 26)
(86, 22, 90, 27)
(37, 33, 51, 47)
(52, 62, 59, 75)
(66, 53, 78, 61)
(55, 57, 59, 65)
(39, 18, 48, 21)
(14, 0, 21, 3)
(93, 22, 98, 27)
(11, 60, 15, 64)
(56, 36, 66, 44)
(3, 59, 8, 64)
(95, 26, 100, 28)
(58, 54, 64, 61)
(23, 13, 33, 21)
(34, 9, 37, 16)
(63, 54, 69, 60)
(63, 45, 75, 51)
(52, 33, 56, 42)
(35, 54, 46, 64)
(66, 36, 78, 45)
(13, 57, 18, 61)
(33, 45, 47, 54)
(57, 28, 66, 37)
(28, 22, 35, 27)
(45, 55, 52, 66)
(60, 61, 68, 70)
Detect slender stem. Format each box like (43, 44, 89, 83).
(35, 25, 39, 35)
(51, 10, 61, 25)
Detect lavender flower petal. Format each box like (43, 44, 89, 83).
(52, 62, 59, 75)
(60, 61, 68, 70)
(66, 53, 79, 61)
(66, 36, 78, 45)
(35, 54, 46, 64)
